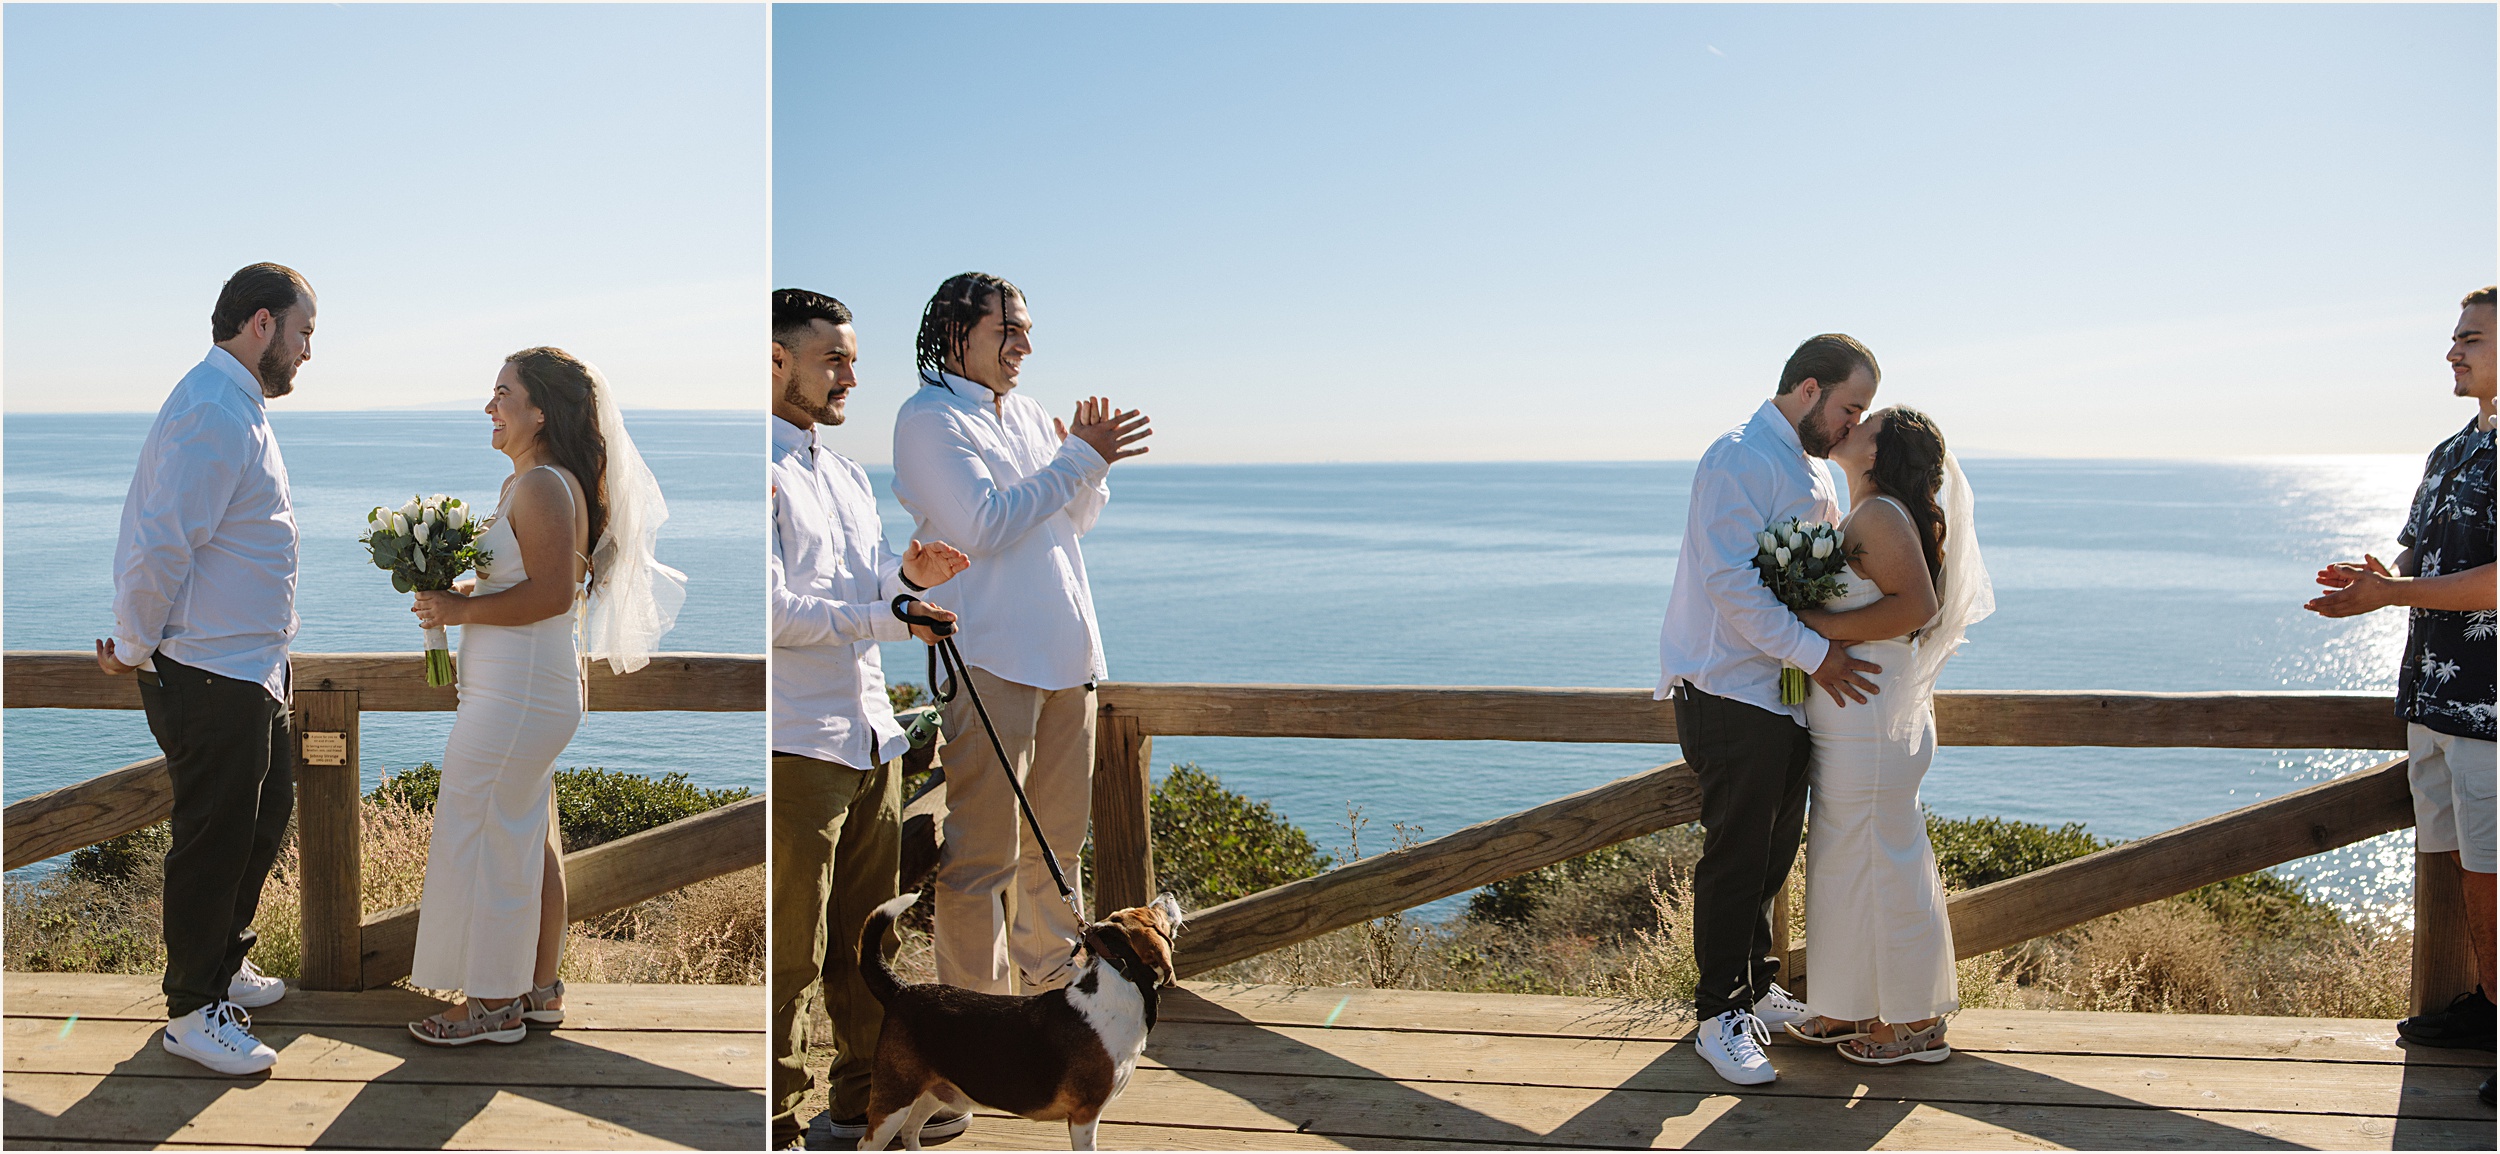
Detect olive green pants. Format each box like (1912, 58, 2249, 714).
(770, 753, 900, 1143)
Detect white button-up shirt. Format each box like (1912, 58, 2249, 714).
(770, 416, 916, 770)
(1658, 399, 1842, 723)
(111, 347, 299, 702)
(892, 372, 1111, 691)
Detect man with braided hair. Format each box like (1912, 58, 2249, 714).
(892, 272, 1154, 993)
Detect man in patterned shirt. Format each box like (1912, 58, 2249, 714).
(2310, 286, 2497, 1085)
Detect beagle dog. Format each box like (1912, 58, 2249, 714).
(855, 892, 1185, 1150)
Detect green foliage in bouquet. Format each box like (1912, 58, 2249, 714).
(360, 495, 490, 595)
(1753, 516, 1859, 703)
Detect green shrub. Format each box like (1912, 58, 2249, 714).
(1925, 811, 2108, 890)
(367, 763, 751, 852)
(1098, 762, 1331, 909)
(65, 821, 173, 886)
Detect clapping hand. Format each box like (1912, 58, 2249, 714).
(902, 540, 970, 589)
(2306, 554, 2399, 618)
(1055, 397, 1153, 464)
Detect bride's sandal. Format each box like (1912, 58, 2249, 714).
(518, 978, 565, 1026)
(1784, 1016, 1873, 1045)
(408, 999, 527, 1047)
(1839, 1018, 1951, 1065)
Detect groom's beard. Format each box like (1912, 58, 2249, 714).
(257, 344, 298, 398)
(783, 380, 843, 426)
(1797, 397, 1840, 457)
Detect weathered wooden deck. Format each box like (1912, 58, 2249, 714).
(1, 972, 764, 1150)
(949, 983, 2494, 1151)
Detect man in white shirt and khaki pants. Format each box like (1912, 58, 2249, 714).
(892, 272, 1153, 994)
(97, 263, 315, 1076)
(768, 288, 969, 1148)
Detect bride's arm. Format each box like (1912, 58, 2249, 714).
(413, 469, 579, 628)
(1796, 500, 1941, 642)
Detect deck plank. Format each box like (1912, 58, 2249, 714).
(1173, 984, 2478, 1066)
(1138, 1019, 2488, 1120)
(1, 973, 757, 1032)
(0, 1071, 762, 1150)
(3, 1017, 762, 1089)
(955, 1102, 2493, 1152)
(1079, 1067, 2489, 1150)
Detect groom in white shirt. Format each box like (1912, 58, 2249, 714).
(768, 288, 971, 1148)
(892, 273, 1153, 995)
(1658, 333, 1883, 1087)
(95, 262, 314, 1076)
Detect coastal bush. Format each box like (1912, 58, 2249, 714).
(6, 766, 760, 985)
(369, 763, 753, 852)
(1105, 762, 1331, 909)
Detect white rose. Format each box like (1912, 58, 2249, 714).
(412, 519, 430, 545)
(390, 511, 408, 536)
(1812, 537, 1833, 559)
(1785, 531, 1803, 550)
(367, 506, 384, 527)
(1775, 546, 1792, 566)
(400, 498, 422, 521)
(446, 504, 470, 531)
(1757, 531, 1779, 552)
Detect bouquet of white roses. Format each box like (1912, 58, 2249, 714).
(1754, 516, 1857, 705)
(360, 494, 491, 687)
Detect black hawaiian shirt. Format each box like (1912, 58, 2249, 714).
(2396, 416, 2497, 741)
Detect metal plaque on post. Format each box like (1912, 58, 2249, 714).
(302, 731, 349, 767)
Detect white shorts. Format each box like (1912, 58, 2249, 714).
(2409, 723, 2497, 874)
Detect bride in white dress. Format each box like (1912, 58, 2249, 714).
(405, 347, 684, 1045)
(1783, 406, 1994, 1066)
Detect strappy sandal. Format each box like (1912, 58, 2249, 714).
(408, 998, 527, 1046)
(1839, 1018, 1950, 1065)
(518, 978, 565, 1026)
(1784, 1016, 1873, 1045)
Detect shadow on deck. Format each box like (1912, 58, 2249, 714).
(958, 982, 2493, 1151)
(2, 972, 763, 1150)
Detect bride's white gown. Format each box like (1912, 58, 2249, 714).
(1803, 496, 1959, 1025)
(410, 470, 585, 999)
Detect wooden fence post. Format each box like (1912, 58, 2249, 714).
(293, 690, 362, 991)
(1091, 707, 1156, 917)
(2411, 849, 2477, 1017)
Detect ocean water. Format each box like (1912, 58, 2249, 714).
(861, 456, 2424, 923)
(3, 410, 765, 874)
(6, 417, 2433, 924)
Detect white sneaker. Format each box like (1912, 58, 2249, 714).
(1751, 982, 1810, 1027)
(227, 958, 286, 1009)
(163, 1001, 277, 1076)
(1695, 1009, 1776, 1086)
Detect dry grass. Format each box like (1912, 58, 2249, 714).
(1173, 823, 2414, 1023)
(3, 791, 761, 987)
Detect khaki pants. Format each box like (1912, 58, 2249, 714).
(933, 667, 1094, 994)
(770, 753, 900, 1142)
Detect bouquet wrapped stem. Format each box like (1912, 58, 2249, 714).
(1753, 517, 1858, 706)
(361, 494, 491, 687)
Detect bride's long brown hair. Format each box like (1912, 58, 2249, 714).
(503, 347, 608, 553)
(1869, 407, 1949, 585)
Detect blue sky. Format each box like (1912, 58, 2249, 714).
(4, 3, 765, 412)
(775, 3, 2496, 462)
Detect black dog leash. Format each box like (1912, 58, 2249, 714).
(894, 595, 1088, 931)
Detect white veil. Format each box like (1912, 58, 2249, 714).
(1886, 451, 1995, 741)
(582, 363, 686, 675)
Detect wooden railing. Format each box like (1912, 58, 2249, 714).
(1084, 684, 2474, 1016)
(3, 651, 764, 991)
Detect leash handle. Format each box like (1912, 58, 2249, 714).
(891, 594, 958, 638)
